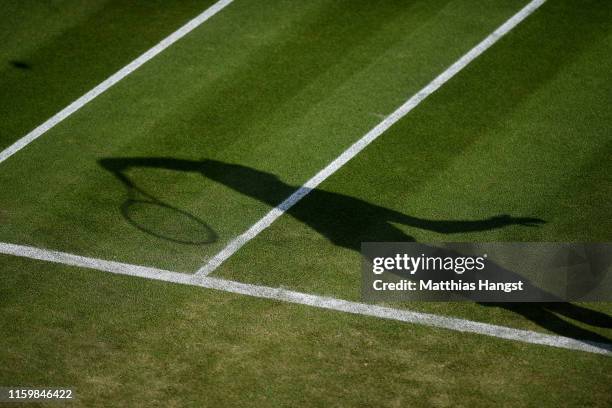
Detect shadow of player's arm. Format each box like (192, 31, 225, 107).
(386, 211, 545, 234)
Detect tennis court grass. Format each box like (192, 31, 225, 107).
(0, 1, 610, 406)
(1, 0, 524, 271)
(0, 0, 215, 150)
(212, 0, 612, 339)
(1, 256, 611, 407)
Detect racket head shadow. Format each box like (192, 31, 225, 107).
(121, 198, 217, 245)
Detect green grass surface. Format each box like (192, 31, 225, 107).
(0, 0, 611, 406)
(214, 0, 612, 339)
(0, 0, 215, 150)
(1, 257, 611, 407)
(0, 0, 524, 271)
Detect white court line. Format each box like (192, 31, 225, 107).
(1, 241, 610, 356)
(195, 0, 547, 277)
(0, 0, 234, 165)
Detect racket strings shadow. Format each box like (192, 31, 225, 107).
(100, 158, 217, 246)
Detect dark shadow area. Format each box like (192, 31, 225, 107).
(485, 302, 612, 346)
(9, 60, 31, 70)
(99, 157, 612, 346)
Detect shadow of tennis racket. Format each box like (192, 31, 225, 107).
(100, 158, 217, 245)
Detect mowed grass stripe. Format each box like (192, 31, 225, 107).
(0, 0, 233, 165)
(0, 1, 532, 271)
(213, 0, 612, 338)
(196, 0, 546, 276)
(0, 0, 220, 150)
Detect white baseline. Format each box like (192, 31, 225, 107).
(0, 241, 609, 356)
(195, 0, 547, 276)
(0, 0, 234, 165)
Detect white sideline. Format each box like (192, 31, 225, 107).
(0, 0, 234, 165)
(195, 0, 547, 277)
(1, 241, 610, 356)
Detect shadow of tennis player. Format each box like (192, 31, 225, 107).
(99, 157, 612, 344)
(100, 157, 544, 244)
